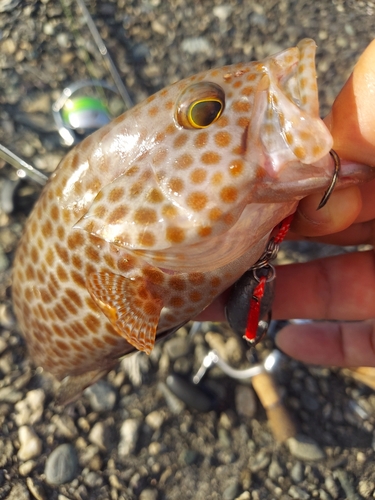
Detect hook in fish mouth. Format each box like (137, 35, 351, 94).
(317, 149, 341, 210)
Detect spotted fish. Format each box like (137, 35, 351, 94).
(11, 39, 346, 395)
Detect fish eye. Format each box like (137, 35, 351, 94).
(175, 82, 225, 129)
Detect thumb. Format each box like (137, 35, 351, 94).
(325, 39, 375, 168)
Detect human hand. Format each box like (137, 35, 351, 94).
(273, 39, 375, 367)
(198, 40, 375, 368)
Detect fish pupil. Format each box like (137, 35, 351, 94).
(189, 99, 223, 128)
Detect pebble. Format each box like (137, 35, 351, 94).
(179, 449, 198, 465)
(139, 489, 158, 500)
(88, 421, 115, 452)
(287, 435, 325, 461)
(235, 385, 257, 418)
(235, 493, 250, 500)
(181, 37, 212, 55)
(7, 482, 30, 500)
(26, 477, 47, 500)
(79, 444, 100, 467)
(158, 381, 186, 414)
(145, 410, 165, 430)
(83, 471, 103, 488)
(290, 461, 304, 483)
(51, 414, 78, 440)
(268, 458, 283, 480)
(84, 380, 117, 412)
(14, 389, 45, 426)
(44, 444, 79, 485)
(118, 419, 141, 457)
(319, 490, 333, 500)
(19, 460, 36, 476)
(164, 336, 190, 360)
(148, 442, 161, 455)
(223, 479, 240, 500)
(334, 469, 362, 500)
(249, 451, 271, 473)
(0, 385, 23, 403)
(17, 426, 42, 461)
(358, 479, 375, 497)
(325, 475, 339, 499)
(0, 337, 7, 354)
(288, 485, 310, 500)
(213, 4, 233, 21)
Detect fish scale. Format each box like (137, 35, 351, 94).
(12, 39, 337, 398)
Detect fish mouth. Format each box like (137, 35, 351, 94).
(244, 39, 333, 181)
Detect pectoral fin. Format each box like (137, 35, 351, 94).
(87, 271, 163, 354)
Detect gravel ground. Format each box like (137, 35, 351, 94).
(1, 1, 375, 499)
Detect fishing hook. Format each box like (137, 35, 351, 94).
(317, 149, 340, 209)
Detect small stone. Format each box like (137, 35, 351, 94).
(151, 19, 166, 35)
(181, 37, 212, 55)
(26, 477, 47, 500)
(21, 94, 51, 114)
(79, 444, 100, 467)
(288, 485, 310, 500)
(318, 490, 332, 500)
(0, 385, 23, 403)
(109, 474, 123, 490)
(84, 380, 117, 411)
(43, 23, 54, 35)
(15, 389, 45, 426)
(148, 442, 161, 455)
(44, 444, 79, 485)
(145, 410, 165, 430)
(89, 421, 115, 452)
(18, 426, 42, 461)
(51, 414, 78, 440)
(1, 38, 16, 54)
(235, 385, 257, 418)
(223, 479, 240, 500)
(7, 482, 30, 500)
(356, 451, 366, 463)
(358, 479, 374, 497)
(164, 337, 190, 360)
(0, 439, 14, 467)
(290, 461, 304, 483)
(158, 381, 185, 414)
(56, 33, 70, 48)
(83, 471, 103, 488)
(0, 304, 15, 328)
(19, 460, 36, 476)
(235, 493, 251, 500)
(77, 417, 90, 433)
(179, 449, 198, 465)
(249, 451, 271, 473)
(218, 428, 231, 448)
(0, 337, 7, 354)
(334, 469, 362, 500)
(118, 419, 141, 457)
(268, 458, 283, 480)
(288, 434, 325, 461)
(88, 454, 103, 472)
(139, 489, 158, 500)
(325, 475, 339, 499)
(213, 5, 233, 21)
